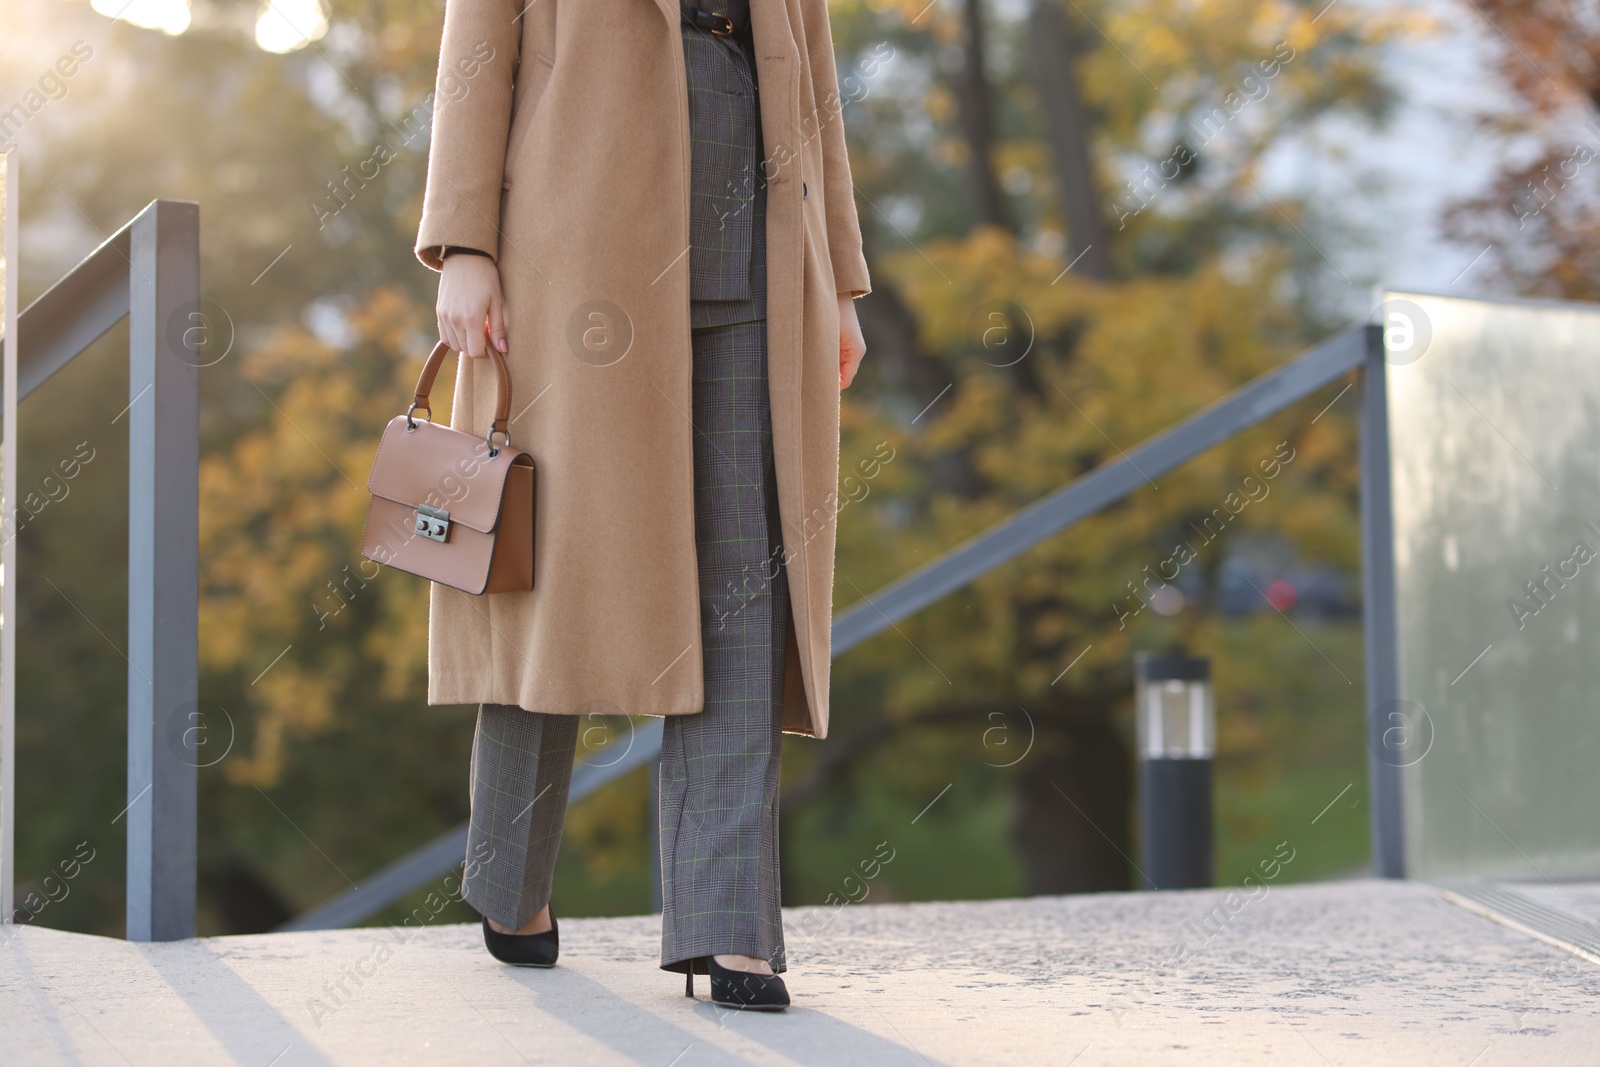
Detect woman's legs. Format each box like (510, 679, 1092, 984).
(658, 317, 790, 976)
(466, 19, 784, 963)
(463, 319, 789, 967)
(463, 703, 580, 931)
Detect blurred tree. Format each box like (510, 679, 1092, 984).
(1442, 1, 1600, 299)
(821, 0, 1403, 893)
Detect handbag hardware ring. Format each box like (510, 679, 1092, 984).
(486, 426, 512, 458)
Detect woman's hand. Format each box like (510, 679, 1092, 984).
(839, 294, 867, 388)
(437, 253, 508, 359)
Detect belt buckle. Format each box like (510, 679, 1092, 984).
(708, 13, 734, 36)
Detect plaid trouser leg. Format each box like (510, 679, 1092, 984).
(462, 703, 579, 930)
(658, 318, 790, 975)
(660, 16, 787, 972)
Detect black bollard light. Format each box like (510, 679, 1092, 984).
(1135, 653, 1215, 890)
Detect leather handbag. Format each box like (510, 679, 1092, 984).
(361, 340, 535, 595)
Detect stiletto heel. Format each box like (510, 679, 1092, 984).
(481, 907, 559, 967)
(684, 955, 789, 1010)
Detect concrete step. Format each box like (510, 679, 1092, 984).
(3, 878, 1598, 1065)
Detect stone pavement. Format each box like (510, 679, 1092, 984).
(4, 878, 1599, 1065)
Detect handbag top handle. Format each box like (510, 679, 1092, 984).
(408, 340, 515, 453)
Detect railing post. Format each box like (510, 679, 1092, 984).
(125, 200, 199, 940)
(1359, 315, 1405, 878)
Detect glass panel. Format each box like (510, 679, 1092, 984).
(1, 144, 12, 927)
(1385, 290, 1600, 879)
(0, 147, 7, 341)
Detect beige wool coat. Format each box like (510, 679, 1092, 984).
(414, 0, 872, 739)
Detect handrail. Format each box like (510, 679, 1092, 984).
(0, 221, 134, 404)
(282, 323, 1377, 931)
(832, 325, 1373, 654)
(0, 171, 200, 941)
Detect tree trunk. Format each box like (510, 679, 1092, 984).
(955, 0, 1013, 231)
(853, 266, 946, 407)
(1012, 712, 1133, 894)
(1027, 0, 1113, 280)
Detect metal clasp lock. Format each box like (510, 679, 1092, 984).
(414, 503, 451, 543)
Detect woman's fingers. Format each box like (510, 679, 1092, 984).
(838, 295, 867, 389)
(460, 305, 487, 359)
(840, 343, 864, 387)
(488, 289, 508, 354)
(437, 316, 460, 357)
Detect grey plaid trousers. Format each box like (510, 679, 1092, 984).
(461, 9, 791, 975)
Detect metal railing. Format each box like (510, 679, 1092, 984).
(284, 322, 1393, 931)
(0, 150, 200, 942)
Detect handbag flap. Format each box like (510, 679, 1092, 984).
(367, 415, 532, 535)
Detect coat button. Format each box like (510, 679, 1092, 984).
(802, 182, 807, 199)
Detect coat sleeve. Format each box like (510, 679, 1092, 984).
(802, 0, 872, 298)
(414, 0, 523, 272)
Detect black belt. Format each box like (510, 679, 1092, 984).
(681, 4, 750, 39)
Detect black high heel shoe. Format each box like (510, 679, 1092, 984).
(481, 908, 559, 967)
(684, 955, 789, 1010)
